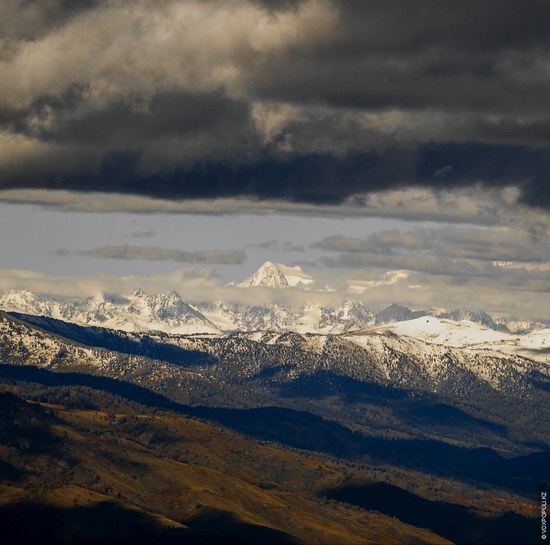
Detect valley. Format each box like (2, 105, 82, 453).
(0, 264, 547, 543)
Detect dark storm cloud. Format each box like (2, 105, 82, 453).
(1, 0, 550, 208)
(252, 1, 550, 115)
(0, 0, 99, 43)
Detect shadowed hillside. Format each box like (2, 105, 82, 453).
(325, 482, 539, 545)
(0, 389, 452, 545)
(1, 364, 548, 497)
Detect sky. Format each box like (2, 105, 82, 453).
(0, 0, 549, 320)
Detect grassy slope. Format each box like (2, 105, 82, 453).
(0, 390, 451, 545)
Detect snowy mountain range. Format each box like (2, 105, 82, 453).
(0, 288, 375, 336)
(0, 288, 220, 335)
(198, 299, 375, 334)
(0, 261, 548, 363)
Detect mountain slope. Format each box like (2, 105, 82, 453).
(5, 310, 550, 402)
(378, 316, 550, 363)
(0, 390, 455, 545)
(5, 311, 550, 455)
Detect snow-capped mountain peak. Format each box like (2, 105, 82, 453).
(125, 289, 216, 327)
(129, 288, 148, 298)
(227, 261, 314, 288)
(374, 304, 428, 324)
(437, 309, 505, 331)
(0, 289, 43, 310)
(87, 293, 109, 305)
(336, 300, 374, 322)
(314, 300, 374, 333)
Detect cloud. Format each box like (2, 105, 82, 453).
(251, 239, 305, 252)
(66, 245, 246, 265)
(340, 267, 550, 321)
(129, 229, 156, 239)
(0, 1, 549, 207)
(320, 252, 550, 287)
(312, 222, 550, 307)
(0, 185, 540, 226)
(314, 224, 550, 264)
(0, 268, 221, 300)
(313, 231, 431, 253)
